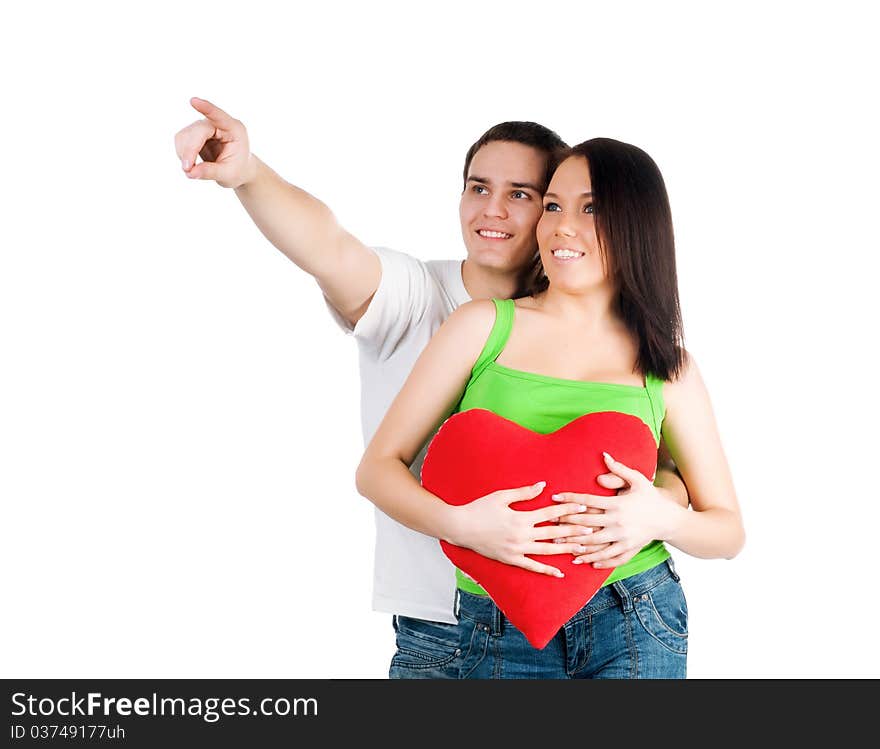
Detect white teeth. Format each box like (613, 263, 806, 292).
(553, 249, 583, 258)
(478, 230, 511, 239)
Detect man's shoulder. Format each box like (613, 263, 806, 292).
(373, 247, 467, 302)
(374, 246, 460, 272)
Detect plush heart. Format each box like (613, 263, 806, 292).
(421, 408, 657, 650)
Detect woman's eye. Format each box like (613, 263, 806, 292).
(584, 203, 594, 214)
(511, 190, 529, 199)
(543, 202, 561, 212)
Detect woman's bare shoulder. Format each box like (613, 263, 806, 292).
(663, 350, 707, 407)
(446, 298, 497, 329)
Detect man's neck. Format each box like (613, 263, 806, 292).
(460, 259, 520, 301)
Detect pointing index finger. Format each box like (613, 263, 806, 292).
(189, 97, 237, 129)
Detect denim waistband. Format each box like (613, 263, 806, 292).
(454, 558, 680, 635)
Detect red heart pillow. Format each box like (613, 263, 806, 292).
(421, 408, 657, 650)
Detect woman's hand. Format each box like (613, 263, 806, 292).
(550, 453, 683, 569)
(448, 481, 594, 578)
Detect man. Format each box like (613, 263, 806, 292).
(174, 97, 689, 677)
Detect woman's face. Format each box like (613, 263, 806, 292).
(536, 156, 608, 293)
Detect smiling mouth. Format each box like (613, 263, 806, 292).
(477, 229, 512, 239)
(552, 249, 585, 259)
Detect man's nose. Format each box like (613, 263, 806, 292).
(483, 194, 508, 219)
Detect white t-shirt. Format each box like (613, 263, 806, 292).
(324, 246, 471, 624)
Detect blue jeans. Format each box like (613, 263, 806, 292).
(388, 615, 468, 679)
(389, 559, 687, 679)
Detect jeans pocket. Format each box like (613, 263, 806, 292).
(389, 616, 464, 677)
(633, 577, 689, 655)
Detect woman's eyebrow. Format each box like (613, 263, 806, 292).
(544, 191, 593, 198)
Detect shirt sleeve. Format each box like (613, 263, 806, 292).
(322, 246, 432, 359)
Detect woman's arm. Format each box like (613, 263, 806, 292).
(555, 353, 744, 566)
(657, 353, 745, 558)
(355, 300, 591, 577)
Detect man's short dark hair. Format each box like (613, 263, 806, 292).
(462, 121, 568, 192)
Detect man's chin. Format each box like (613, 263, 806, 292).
(465, 247, 525, 273)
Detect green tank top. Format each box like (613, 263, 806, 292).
(453, 298, 670, 594)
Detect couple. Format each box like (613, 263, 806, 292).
(175, 99, 744, 679)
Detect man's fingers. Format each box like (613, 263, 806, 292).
(184, 159, 222, 182)
(189, 96, 238, 130)
(175, 119, 215, 168)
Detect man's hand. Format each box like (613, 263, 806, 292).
(550, 452, 683, 569)
(174, 97, 254, 188)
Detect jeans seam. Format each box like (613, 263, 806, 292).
(391, 646, 461, 670)
(626, 610, 638, 678)
(645, 594, 688, 638)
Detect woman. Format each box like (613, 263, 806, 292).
(356, 138, 744, 678)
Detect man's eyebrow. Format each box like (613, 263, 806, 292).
(511, 181, 542, 192)
(467, 176, 542, 193)
(544, 191, 593, 198)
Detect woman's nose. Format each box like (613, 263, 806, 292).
(554, 219, 576, 237)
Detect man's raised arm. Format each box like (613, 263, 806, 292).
(174, 97, 380, 326)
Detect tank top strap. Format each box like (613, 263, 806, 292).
(643, 371, 667, 442)
(468, 298, 515, 384)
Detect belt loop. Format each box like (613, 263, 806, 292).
(453, 589, 461, 618)
(492, 600, 504, 635)
(666, 557, 681, 582)
(611, 579, 634, 613)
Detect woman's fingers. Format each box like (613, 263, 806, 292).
(524, 541, 589, 556)
(492, 481, 547, 504)
(601, 452, 651, 488)
(595, 472, 626, 490)
(572, 541, 634, 565)
(512, 557, 565, 578)
(553, 535, 605, 547)
(552, 492, 615, 510)
(530, 501, 586, 524)
(531, 522, 590, 542)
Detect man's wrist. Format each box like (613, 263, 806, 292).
(234, 153, 261, 190)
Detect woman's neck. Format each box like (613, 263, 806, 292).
(531, 284, 622, 334)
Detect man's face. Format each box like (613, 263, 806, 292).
(459, 141, 547, 274)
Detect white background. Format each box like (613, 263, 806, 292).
(2, 1, 878, 678)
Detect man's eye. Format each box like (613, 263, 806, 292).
(544, 202, 561, 212)
(511, 190, 529, 199)
(472, 185, 488, 195)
